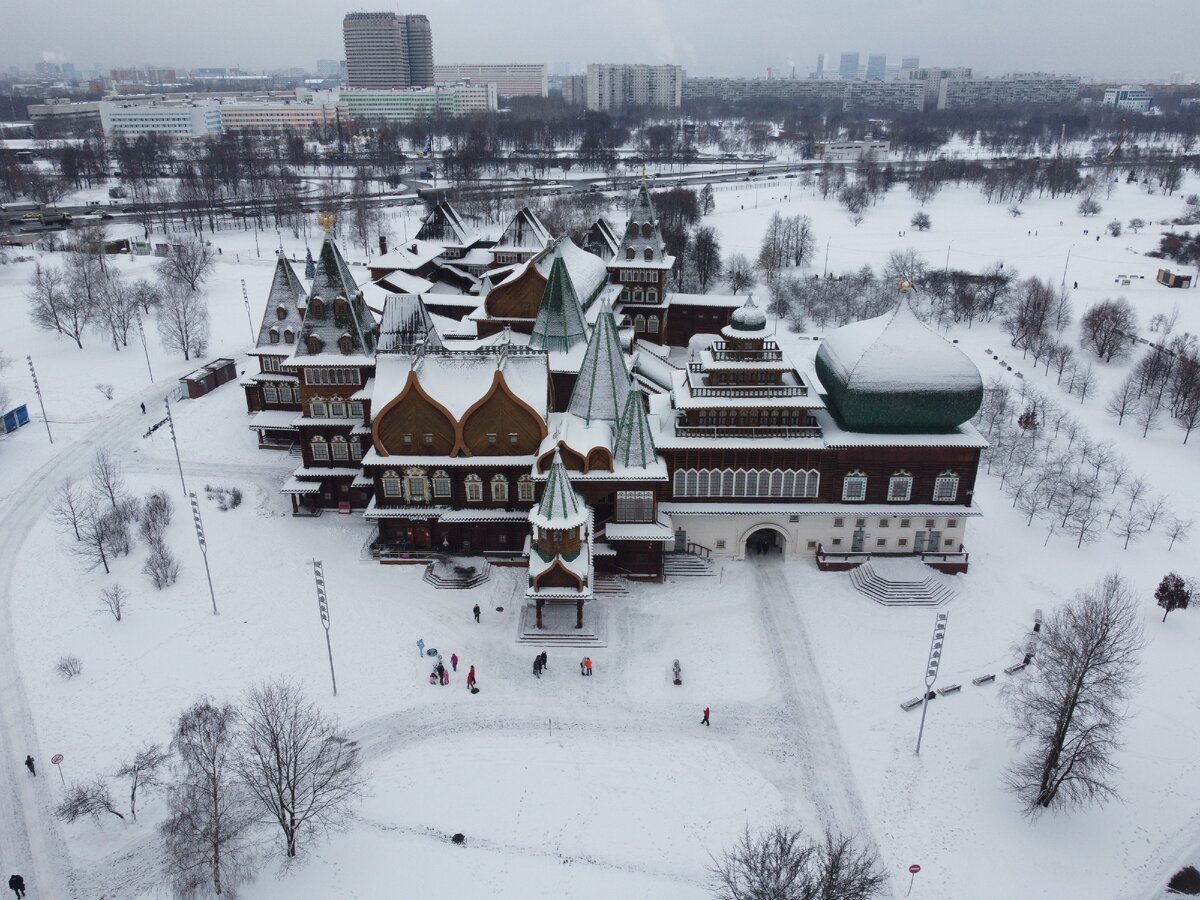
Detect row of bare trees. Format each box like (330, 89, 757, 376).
(1105, 318, 1200, 443)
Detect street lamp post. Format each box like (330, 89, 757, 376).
(313, 560, 338, 696)
(240, 279, 256, 344)
(1061, 245, 1074, 289)
(915, 612, 949, 755)
(134, 308, 154, 383)
(188, 491, 219, 616)
(944, 241, 954, 274)
(823, 238, 831, 277)
(26, 356, 52, 444)
(164, 399, 187, 497)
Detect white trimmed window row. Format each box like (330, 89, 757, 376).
(304, 368, 361, 386)
(308, 398, 364, 419)
(262, 384, 298, 404)
(673, 468, 819, 499)
(381, 471, 536, 503)
(631, 313, 661, 333)
(841, 470, 960, 503)
(309, 436, 363, 462)
(619, 269, 659, 284)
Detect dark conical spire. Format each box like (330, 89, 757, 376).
(567, 300, 631, 425)
(255, 255, 306, 349)
(616, 183, 666, 263)
(529, 255, 587, 353)
(531, 449, 586, 529)
(614, 387, 656, 469)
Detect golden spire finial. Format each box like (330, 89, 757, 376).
(899, 279, 912, 293)
(317, 211, 335, 234)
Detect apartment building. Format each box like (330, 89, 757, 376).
(98, 99, 223, 138)
(342, 12, 434, 89)
(219, 91, 350, 131)
(340, 83, 496, 123)
(434, 64, 547, 98)
(585, 64, 685, 110)
(937, 73, 1080, 109)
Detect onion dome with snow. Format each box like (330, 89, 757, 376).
(720, 296, 767, 339)
(814, 297, 983, 433)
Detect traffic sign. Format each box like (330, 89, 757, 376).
(50, 754, 63, 765)
(909, 864, 921, 874)
(907, 863, 922, 895)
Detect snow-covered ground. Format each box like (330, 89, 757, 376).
(1, 169, 1199, 900)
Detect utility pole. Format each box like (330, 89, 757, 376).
(915, 612, 948, 755)
(189, 492, 219, 615)
(134, 307, 154, 382)
(164, 398, 187, 497)
(240, 278, 256, 344)
(944, 240, 954, 274)
(823, 238, 830, 277)
(1061, 245, 1074, 289)
(26, 356, 52, 444)
(313, 560, 338, 696)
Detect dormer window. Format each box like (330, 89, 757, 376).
(641, 223, 653, 238)
(627, 222, 638, 236)
(306, 334, 323, 354)
(625, 247, 635, 260)
(284, 329, 295, 344)
(268, 328, 279, 344)
(643, 248, 653, 261)
(276, 305, 287, 320)
(338, 333, 353, 354)
(309, 297, 325, 317)
(334, 298, 349, 317)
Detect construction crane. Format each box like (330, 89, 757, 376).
(1104, 118, 1129, 164)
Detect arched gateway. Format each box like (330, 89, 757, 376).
(741, 524, 788, 560)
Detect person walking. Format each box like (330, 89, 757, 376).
(539, 651, 548, 671)
(441, 668, 449, 686)
(579, 658, 586, 676)
(450, 653, 458, 672)
(8, 874, 26, 898)
(584, 657, 593, 677)
(701, 707, 710, 726)
(139, 402, 146, 414)
(24, 756, 35, 777)
(417, 638, 425, 658)
(466, 665, 476, 690)
(436, 662, 445, 682)
(533, 656, 542, 678)
(473, 604, 481, 623)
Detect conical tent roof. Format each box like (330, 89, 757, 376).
(616, 183, 666, 263)
(255, 255, 306, 349)
(567, 301, 631, 424)
(614, 387, 656, 469)
(529, 255, 587, 353)
(530, 449, 587, 530)
(295, 235, 376, 358)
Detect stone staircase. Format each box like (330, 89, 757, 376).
(593, 573, 631, 597)
(849, 557, 957, 607)
(662, 552, 715, 578)
(517, 600, 605, 647)
(422, 559, 492, 590)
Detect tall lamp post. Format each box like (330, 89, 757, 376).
(915, 612, 949, 755)
(313, 560, 338, 696)
(26, 355, 52, 444)
(1061, 244, 1075, 289)
(189, 491, 219, 616)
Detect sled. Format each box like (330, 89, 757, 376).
(470, 686, 480, 694)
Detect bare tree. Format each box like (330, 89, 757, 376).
(1165, 516, 1193, 551)
(75, 501, 114, 574)
(156, 237, 216, 293)
(116, 743, 170, 820)
(55, 778, 126, 824)
(1112, 505, 1148, 549)
(157, 281, 211, 361)
(1105, 375, 1138, 425)
(89, 448, 126, 510)
(725, 253, 757, 293)
(1074, 363, 1097, 404)
(1133, 394, 1162, 437)
(235, 680, 363, 859)
(144, 541, 181, 589)
(161, 699, 258, 899)
(94, 269, 137, 351)
(49, 477, 87, 541)
(1004, 573, 1143, 814)
(26, 262, 68, 337)
(1079, 298, 1138, 362)
(709, 825, 886, 900)
(140, 489, 174, 545)
(99, 584, 129, 622)
(691, 226, 722, 291)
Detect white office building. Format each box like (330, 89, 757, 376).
(433, 64, 548, 98)
(98, 99, 223, 138)
(340, 83, 497, 123)
(1102, 85, 1152, 112)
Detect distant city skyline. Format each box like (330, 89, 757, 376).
(2, 0, 1197, 83)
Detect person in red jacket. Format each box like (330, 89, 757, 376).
(450, 653, 458, 672)
(701, 707, 710, 726)
(466, 666, 476, 690)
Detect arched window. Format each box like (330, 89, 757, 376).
(306, 334, 323, 354)
(647, 315, 660, 333)
(888, 471, 913, 502)
(464, 474, 483, 502)
(627, 222, 639, 236)
(331, 436, 349, 461)
(276, 305, 287, 321)
(625, 247, 635, 260)
(643, 247, 654, 261)
(517, 475, 535, 502)
(338, 334, 353, 354)
(310, 436, 329, 461)
(647, 288, 658, 304)
(284, 329, 295, 344)
(632, 288, 644, 303)
(769, 470, 785, 497)
(406, 469, 429, 502)
(382, 470, 402, 497)
(432, 471, 451, 498)
(330, 399, 347, 418)
(309, 398, 328, 417)
(641, 223, 653, 238)
(721, 470, 735, 496)
(696, 470, 710, 496)
(491, 474, 509, 502)
(842, 470, 868, 502)
(269, 328, 280, 344)
(334, 298, 349, 317)
(673, 469, 687, 496)
(634, 314, 646, 332)
(685, 470, 698, 496)
(933, 471, 959, 502)
(309, 297, 325, 317)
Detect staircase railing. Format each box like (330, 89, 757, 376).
(685, 542, 711, 558)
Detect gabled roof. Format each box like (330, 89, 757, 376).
(567, 300, 631, 425)
(529, 255, 588, 353)
(378, 294, 443, 352)
(530, 449, 587, 530)
(534, 237, 609, 308)
(415, 200, 475, 247)
(494, 206, 551, 252)
(614, 387, 657, 469)
(583, 217, 619, 260)
(255, 255, 306, 352)
(292, 235, 376, 360)
(614, 183, 666, 265)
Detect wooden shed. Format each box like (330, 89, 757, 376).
(180, 358, 238, 399)
(1157, 268, 1194, 289)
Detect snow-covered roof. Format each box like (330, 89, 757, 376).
(529, 255, 588, 354)
(659, 502, 984, 517)
(534, 237, 610, 308)
(255, 255, 306, 351)
(602, 513, 675, 541)
(568, 301, 631, 425)
(249, 410, 300, 431)
(614, 183, 668, 266)
(415, 200, 476, 247)
(529, 449, 587, 530)
(614, 387, 657, 469)
(813, 409, 990, 449)
(668, 293, 749, 308)
(361, 448, 538, 469)
(378, 294, 443, 351)
(494, 206, 551, 252)
(374, 239, 444, 272)
(289, 235, 377, 361)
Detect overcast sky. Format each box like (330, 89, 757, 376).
(4, 0, 1195, 82)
